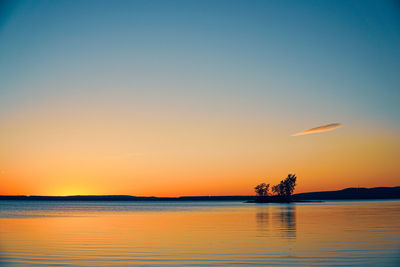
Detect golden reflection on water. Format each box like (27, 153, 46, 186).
(0, 201, 400, 266)
(256, 205, 296, 239)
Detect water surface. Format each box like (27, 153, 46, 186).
(1, 200, 399, 266)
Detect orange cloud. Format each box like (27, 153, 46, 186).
(292, 123, 343, 136)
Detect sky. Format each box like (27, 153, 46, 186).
(0, 0, 399, 196)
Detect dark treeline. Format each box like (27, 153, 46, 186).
(253, 174, 297, 202)
(1, 186, 400, 201)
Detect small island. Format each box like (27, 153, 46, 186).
(248, 174, 314, 203)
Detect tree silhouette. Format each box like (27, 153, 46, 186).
(254, 174, 297, 202)
(272, 182, 285, 197)
(254, 183, 270, 197)
(272, 174, 297, 199)
(283, 174, 297, 197)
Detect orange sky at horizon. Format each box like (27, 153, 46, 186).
(1, 104, 399, 197)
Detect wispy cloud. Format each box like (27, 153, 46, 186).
(292, 123, 343, 136)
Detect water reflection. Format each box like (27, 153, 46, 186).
(256, 205, 296, 238)
(277, 205, 296, 238)
(256, 207, 270, 233)
(1, 201, 400, 266)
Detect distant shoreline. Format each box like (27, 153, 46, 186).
(246, 199, 324, 203)
(0, 186, 399, 202)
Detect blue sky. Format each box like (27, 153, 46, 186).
(1, 0, 399, 126)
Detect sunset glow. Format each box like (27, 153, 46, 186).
(0, 0, 399, 196)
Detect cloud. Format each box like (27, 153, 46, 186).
(292, 123, 343, 136)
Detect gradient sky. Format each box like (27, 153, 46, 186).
(1, 0, 399, 196)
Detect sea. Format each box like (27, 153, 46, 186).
(0, 200, 399, 266)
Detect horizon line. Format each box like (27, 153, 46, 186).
(1, 185, 399, 198)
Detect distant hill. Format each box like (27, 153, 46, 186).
(0, 186, 399, 201)
(292, 186, 400, 200)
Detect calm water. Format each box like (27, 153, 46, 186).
(0, 200, 399, 266)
